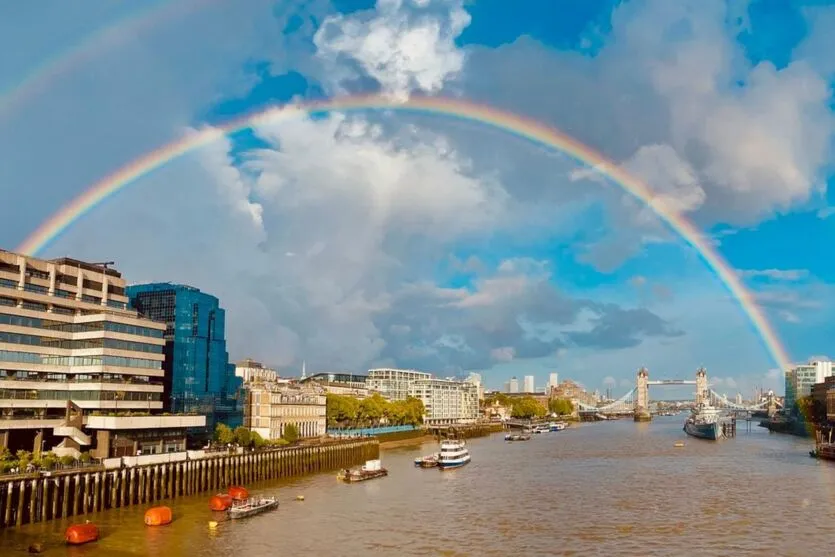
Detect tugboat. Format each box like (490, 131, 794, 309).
(437, 439, 471, 469)
(227, 496, 279, 519)
(683, 402, 724, 440)
(338, 459, 388, 482)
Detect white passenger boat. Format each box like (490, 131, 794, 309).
(437, 439, 471, 469)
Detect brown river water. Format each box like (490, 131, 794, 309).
(2, 416, 834, 556)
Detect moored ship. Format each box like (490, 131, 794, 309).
(339, 459, 388, 482)
(228, 496, 279, 519)
(437, 439, 471, 469)
(683, 403, 723, 440)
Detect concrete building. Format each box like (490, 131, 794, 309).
(235, 358, 278, 383)
(550, 379, 598, 407)
(466, 372, 484, 401)
(786, 361, 834, 414)
(408, 378, 478, 426)
(244, 382, 326, 440)
(523, 375, 535, 393)
(0, 249, 205, 457)
(300, 372, 370, 399)
(735, 393, 743, 406)
(508, 376, 519, 393)
(127, 283, 243, 434)
(367, 368, 431, 401)
(548, 372, 559, 390)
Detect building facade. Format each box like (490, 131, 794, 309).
(408, 378, 479, 426)
(548, 373, 559, 390)
(523, 375, 535, 393)
(550, 379, 598, 407)
(126, 283, 242, 434)
(786, 361, 834, 414)
(0, 249, 205, 457)
(367, 368, 431, 401)
(300, 372, 370, 399)
(244, 382, 326, 440)
(235, 358, 278, 383)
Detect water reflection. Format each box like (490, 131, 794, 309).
(2, 418, 835, 556)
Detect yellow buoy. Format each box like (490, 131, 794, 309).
(674, 441, 685, 448)
(296, 495, 304, 501)
(208, 521, 218, 529)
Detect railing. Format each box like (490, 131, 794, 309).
(327, 425, 417, 437)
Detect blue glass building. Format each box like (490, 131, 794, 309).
(126, 283, 243, 436)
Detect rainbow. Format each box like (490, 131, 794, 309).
(16, 95, 792, 372)
(0, 0, 216, 118)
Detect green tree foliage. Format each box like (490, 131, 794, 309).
(796, 395, 826, 423)
(485, 393, 511, 407)
(233, 426, 251, 447)
(283, 423, 300, 444)
(548, 398, 574, 415)
(326, 393, 425, 428)
(250, 431, 266, 449)
(214, 423, 234, 445)
(511, 397, 547, 419)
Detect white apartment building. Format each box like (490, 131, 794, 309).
(523, 375, 535, 393)
(509, 376, 519, 393)
(786, 360, 834, 412)
(235, 358, 279, 383)
(408, 378, 479, 426)
(466, 372, 484, 401)
(548, 372, 559, 390)
(245, 382, 326, 440)
(0, 249, 205, 458)
(367, 368, 431, 401)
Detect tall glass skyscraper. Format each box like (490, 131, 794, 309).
(126, 283, 243, 436)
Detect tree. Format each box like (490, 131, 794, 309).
(549, 398, 574, 415)
(250, 431, 266, 449)
(326, 393, 360, 427)
(283, 423, 300, 444)
(511, 397, 547, 419)
(359, 393, 387, 426)
(214, 423, 234, 445)
(233, 426, 251, 447)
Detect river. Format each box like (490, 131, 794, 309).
(2, 416, 835, 556)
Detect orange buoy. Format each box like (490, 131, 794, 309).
(144, 506, 173, 526)
(208, 494, 233, 511)
(227, 486, 249, 501)
(65, 523, 99, 545)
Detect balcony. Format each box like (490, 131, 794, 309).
(85, 415, 207, 430)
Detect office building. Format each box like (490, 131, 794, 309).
(235, 358, 278, 383)
(127, 283, 243, 435)
(366, 368, 431, 400)
(466, 372, 484, 401)
(300, 372, 370, 399)
(548, 372, 559, 390)
(408, 378, 479, 426)
(244, 382, 326, 440)
(524, 375, 535, 393)
(785, 360, 834, 414)
(509, 376, 519, 393)
(0, 249, 204, 457)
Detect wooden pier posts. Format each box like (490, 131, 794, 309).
(0, 439, 377, 529)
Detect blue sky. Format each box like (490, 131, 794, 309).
(2, 0, 835, 398)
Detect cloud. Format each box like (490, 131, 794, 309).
(457, 0, 835, 268)
(313, 0, 471, 100)
(739, 268, 810, 281)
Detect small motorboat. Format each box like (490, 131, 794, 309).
(228, 497, 279, 519)
(338, 459, 388, 482)
(414, 454, 439, 468)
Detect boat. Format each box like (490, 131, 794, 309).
(338, 459, 388, 482)
(414, 454, 439, 468)
(228, 496, 279, 519)
(504, 433, 531, 441)
(549, 422, 567, 431)
(534, 424, 550, 434)
(683, 403, 724, 440)
(437, 439, 471, 469)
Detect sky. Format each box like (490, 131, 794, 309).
(1, 0, 835, 398)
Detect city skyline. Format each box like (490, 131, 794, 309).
(3, 1, 835, 396)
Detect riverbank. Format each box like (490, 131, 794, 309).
(379, 435, 436, 449)
(0, 439, 377, 529)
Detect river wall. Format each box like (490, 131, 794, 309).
(0, 439, 378, 529)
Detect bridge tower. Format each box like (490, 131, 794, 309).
(634, 367, 651, 422)
(695, 367, 708, 405)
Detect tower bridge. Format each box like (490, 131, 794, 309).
(575, 367, 781, 420)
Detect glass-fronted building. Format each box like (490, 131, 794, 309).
(126, 283, 243, 437)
